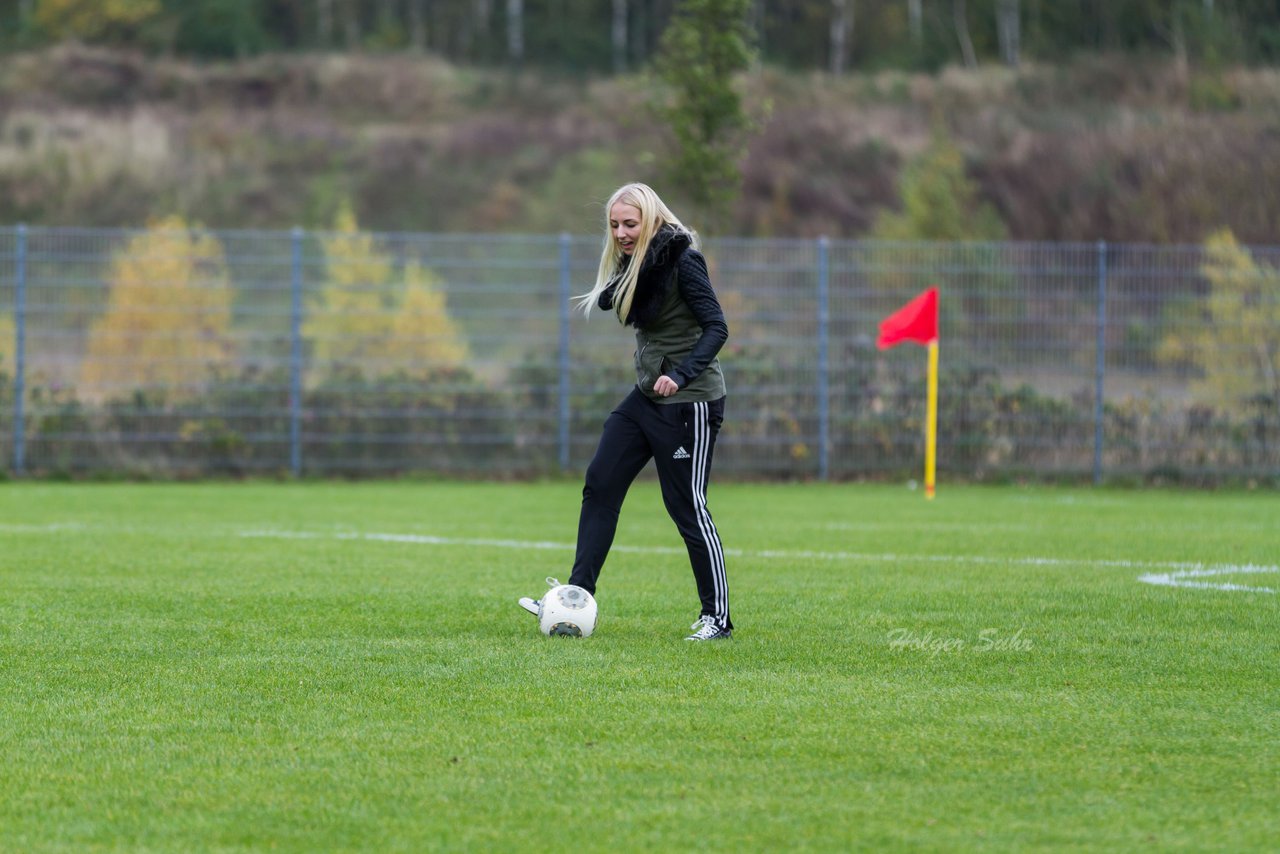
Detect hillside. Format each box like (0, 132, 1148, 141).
(2, 44, 1279, 242)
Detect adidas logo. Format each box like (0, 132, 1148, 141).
(672, 446, 691, 460)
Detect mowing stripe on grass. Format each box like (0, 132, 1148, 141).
(236, 528, 1279, 594)
(5, 522, 1271, 593)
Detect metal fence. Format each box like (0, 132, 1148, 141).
(1, 225, 1277, 483)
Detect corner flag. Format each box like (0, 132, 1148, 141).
(877, 287, 938, 349)
(877, 288, 940, 499)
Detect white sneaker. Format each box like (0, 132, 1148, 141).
(517, 577, 561, 617)
(685, 616, 732, 641)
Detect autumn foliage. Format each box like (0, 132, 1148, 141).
(1160, 230, 1280, 416)
(80, 215, 235, 400)
(305, 206, 468, 381)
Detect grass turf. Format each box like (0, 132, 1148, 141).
(1, 481, 1277, 851)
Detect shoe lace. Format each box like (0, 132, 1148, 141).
(689, 616, 718, 638)
(546, 576, 561, 588)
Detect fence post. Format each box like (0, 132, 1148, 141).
(1093, 240, 1108, 485)
(289, 227, 303, 478)
(558, 233, 572, 472)
(817, 236, 831, 481)
(13, 224, 27, 476)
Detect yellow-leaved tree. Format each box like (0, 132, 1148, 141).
(36, 0, 162, 41)
(0, 313, 14, 377)
(81, 216, 235, 400)
(369, 261, 469, 373)
(1159, 229, 1280, 415)
(307, 206, 468, 379)
(304, 206, 394, 371)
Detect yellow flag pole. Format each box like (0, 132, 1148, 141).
(925, 340, 939, 500)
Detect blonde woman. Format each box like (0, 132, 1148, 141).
(519, 183, 732, 640)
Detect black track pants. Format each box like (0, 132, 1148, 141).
(568, 388, 731, 631)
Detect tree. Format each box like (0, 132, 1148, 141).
(170, 0, 269, 58)
(316, 0, 333, 46)
(0, 313, 14, 378)
(997, 0, 1020, 67)
(35, 0, 162, 42)
(306, 206, 468, 380)
(653, 0, 756, 231)
(953, 0, 976, 68)
(908, 0, 922, 48)
(340, 0, 360, 47)
(407, 0, 426, 51)
(368, 262, 470, 379)
(80, 216, 235, 400)
(306, 205, 395, 373)
(612, 0, 628, 72)
(1159, 230, 1280, 417)
(873, 126, 1005, 243)
(871, 126, 1009, 328)
(506, 0, 523, 66)
(830, 0, 852, 75)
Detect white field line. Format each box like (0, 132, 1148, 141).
(0, 523, 90, 533)
(236, 528, 1279, 594)
(1136, 565, 1278, 594)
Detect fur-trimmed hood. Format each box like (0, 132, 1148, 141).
(615, 225, 692, 328)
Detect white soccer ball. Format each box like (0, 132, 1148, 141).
(539, 584, 597, 637)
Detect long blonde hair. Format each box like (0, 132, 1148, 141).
(576, 183, 698, 321)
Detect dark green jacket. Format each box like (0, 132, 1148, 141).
(601, 228, 728, 405)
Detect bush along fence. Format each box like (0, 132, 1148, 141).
(1, 223, 1277, 484)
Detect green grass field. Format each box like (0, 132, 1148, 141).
(1, 481, 1277, 851)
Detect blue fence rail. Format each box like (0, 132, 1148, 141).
(1, 225, 1277, 483)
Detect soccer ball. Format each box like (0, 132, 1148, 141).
(539, 584, 597, 637)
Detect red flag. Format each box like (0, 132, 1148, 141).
(877, 287, 938, 349)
